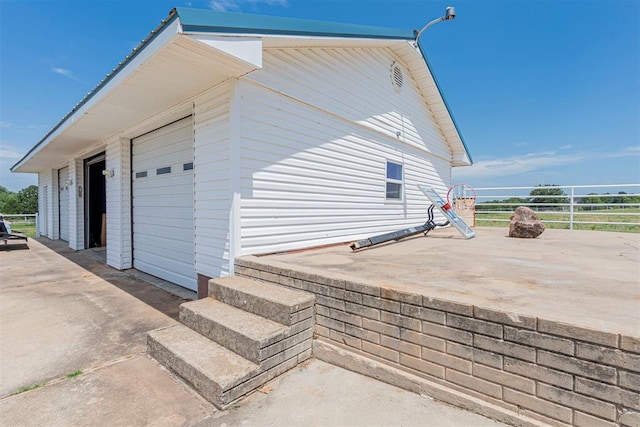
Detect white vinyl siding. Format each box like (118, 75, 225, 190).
(58, 166, 70, 241)
(37, 171, 50, 238)
(132, 117, 195, 290)
(50, 169, 59, 240)
(69, 158, 84, 250)
(247, 47, 451, 161)
(106, 137, 132, 269)
(238, 80, 450, 255)
(193, 82, 232, 278)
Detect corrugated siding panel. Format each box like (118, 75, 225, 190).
(248, 47, 451, 161)
(69, 158, 84, 250)
(193, 82, 232, 278)
(58, 166, 70, 242)
(38, 171, 50, 237)
(238, 81, 450, 255)
(106, 137, 132, 269)
(51, 169, 59, 240)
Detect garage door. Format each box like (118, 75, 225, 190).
(132, 117, 195, 290)
(58, 166, 70, 242)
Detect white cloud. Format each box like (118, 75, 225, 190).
(50, 66, 90, 85)
(209, 0, 288, 12)
(559, 144, 573, 150)
(51, 66, 72, 77)
(0, 147, 23, 162)
(455, 146, 640, 180)
(0, 121, 13, 128)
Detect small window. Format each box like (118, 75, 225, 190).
(157, 166, 171, 175)
(136, 171, 147, 178)
(183, 162, 193, 171)
(386, 161, 403, 200)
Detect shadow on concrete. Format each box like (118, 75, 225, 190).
(0, 243, 30, 251)
(37, 238, 190, 320)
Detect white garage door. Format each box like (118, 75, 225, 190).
(132, 117, 196, 291)
(58, 166, 70, 242)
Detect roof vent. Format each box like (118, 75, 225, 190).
(391, 62, 404, 92)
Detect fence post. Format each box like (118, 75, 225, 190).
(569, 187, 574, 230)
(35, 212, 40, 238)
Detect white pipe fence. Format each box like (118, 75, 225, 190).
(2, 213, 40, 237)
(473, 184, 640, 231)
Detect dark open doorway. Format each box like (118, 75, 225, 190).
(84, 153, 106, 248)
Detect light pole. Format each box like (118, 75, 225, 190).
(414, 6, 456, 45)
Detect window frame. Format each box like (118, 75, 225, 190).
(385, 160, 404, 201)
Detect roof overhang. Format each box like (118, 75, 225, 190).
(12, 8, 471, 173)
(12, 11, 264, 173)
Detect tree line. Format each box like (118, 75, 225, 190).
(0, 185, 38, 214)
(478, 185, 640, 211)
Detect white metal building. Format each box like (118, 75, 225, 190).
(11, 8, 471, 296)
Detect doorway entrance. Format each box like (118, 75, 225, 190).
(84, 153, 106, 248)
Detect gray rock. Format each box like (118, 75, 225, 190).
(509, 206, 545, 238)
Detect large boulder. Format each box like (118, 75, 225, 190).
(509, 206, 545, 238)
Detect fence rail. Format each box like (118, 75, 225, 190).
(473, 184, 640, 232)
(2, 213, 39, 237)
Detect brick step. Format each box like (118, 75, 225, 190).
(147, 324, 259, 409)
(180, 298, 290, 364)
(209, 276, 315, 325)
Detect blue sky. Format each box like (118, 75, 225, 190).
(1, 0, 638, 192)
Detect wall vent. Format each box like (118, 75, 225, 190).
(391, 62, 404, 92)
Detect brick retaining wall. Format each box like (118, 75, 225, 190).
(235, 257, 639, 427)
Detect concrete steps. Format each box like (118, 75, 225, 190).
(180, 298, 288, 364)
(209, 276, 314, 326)
(148, 324, 258, 407)
(148, 277, 315, 409)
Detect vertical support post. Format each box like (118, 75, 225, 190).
(569, 186, 574, 230)
(35, 213, 40, 237)
(228, 78, 242, 276)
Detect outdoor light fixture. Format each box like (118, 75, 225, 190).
(64, 179, 73, 186)
(414, 6, 456, 44)
(102, 169, 114, 178)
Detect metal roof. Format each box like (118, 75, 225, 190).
(175, 8, 414, 39)
(12, 8, 471, 172)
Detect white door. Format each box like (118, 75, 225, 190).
(132, 117, 195, 291)
(58, 167, 70, 242)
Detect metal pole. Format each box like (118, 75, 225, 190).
(569, 187, 574, 230)
(36, 212, 40, 237)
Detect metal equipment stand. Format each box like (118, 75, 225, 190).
(350, 205, 449, 251)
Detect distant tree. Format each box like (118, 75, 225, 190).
(0, 185, 39, 214)
(0, 192, 20, 214)
(529, 185, 569, 210)
(580, 193, 603, 211)
(17, 185, 38, 213)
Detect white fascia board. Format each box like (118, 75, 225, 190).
(12, 19, 182, 172)
(187, 34, 263, 69)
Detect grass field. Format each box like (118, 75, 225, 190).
(5, 221, 37, 238)
(475, 208, 640, 233)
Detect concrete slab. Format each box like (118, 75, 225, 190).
(0, 355, 212, 426)
(0, 238, 189, 397)
(195, 359, 505, 427)
(264, 227, 640, 336)
(0, 237, 510, 426)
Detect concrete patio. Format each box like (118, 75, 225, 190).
(265, 227, 640, 336)
(0, 238, 505, 426)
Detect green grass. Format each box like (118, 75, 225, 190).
(66, 369, 83, 378)
(6, 222, 37, 238)
(476, 208, 640, 233)
(11, 382, 46, 395)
